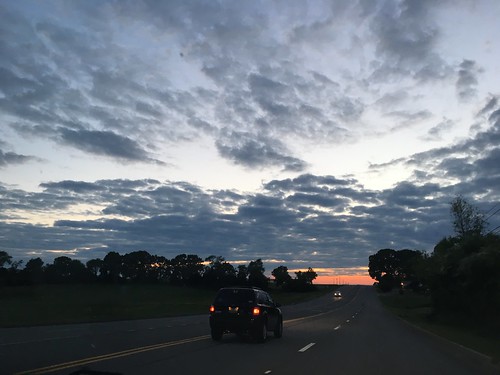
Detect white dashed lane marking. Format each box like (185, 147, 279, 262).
(298, 342, 316, 352)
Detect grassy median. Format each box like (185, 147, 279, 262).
(379, 291, 500, 364)
(0, 284, 333, 327)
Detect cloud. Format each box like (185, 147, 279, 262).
(215, 130, 308, 172)
(2, 149, 498, 269)
(372, 100, 500, 204)
(456, 59, 481, 101)
(1, 1, 499, 269)
(422, 118, 455, 141)
(477, 96, 498, 117)
(0, 172, 455, 268)
(39, 180, 106, 194)
(368, 0, 451, 82)
(57, 128, 165, 164)
(0, 148, 36, 167)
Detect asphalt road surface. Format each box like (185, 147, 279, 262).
(1, 286, 498, 375)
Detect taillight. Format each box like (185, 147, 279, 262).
(209, 305, 215, 313)
(252, 307, 260, 316)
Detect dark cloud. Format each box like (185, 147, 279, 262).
(384, 110, 433, 132)
(215, 131, 307, 172)
(423, 119, 454, 141)
(0, 173, 455, 267)
(456, 59, 481, 101)
(0, 0, 489, 175)
(264, 174, 354, 192)
(368, 0, 451, 82)
(0, 148, 36, 167)
(371, 101, 500, 206)
(39, 180, 105, 194)
(2, 155, 499, 269)
(477, 96, 498, 117)
(0, 1, 498, 269)
(2, 0, 451, 173)
(58, 128, 165, 164)
(475, 147, 500, 176)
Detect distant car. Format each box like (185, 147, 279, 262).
(209, 287, 283, 342)
(334, 290, 342, 298)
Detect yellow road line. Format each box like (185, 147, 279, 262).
(15, 335, 210, 375)
(17, 288, 362, 374)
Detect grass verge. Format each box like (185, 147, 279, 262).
(379, 291, 500, 364)
(0, 284, 333, 327)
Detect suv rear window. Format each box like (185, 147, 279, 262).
(214, 289, 255, 305)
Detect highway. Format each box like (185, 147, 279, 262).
(1, 286, 498, 375)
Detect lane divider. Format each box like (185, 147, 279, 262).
(15, 335, 210, 375)
(284, 287, 362, 326)
(17, 289, 363, 374)
(298, 342, 316, 353)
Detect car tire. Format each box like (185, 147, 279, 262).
(273, 317, 283, 338)
(211, 328, 223, 341)
(254, 320, 267, 343)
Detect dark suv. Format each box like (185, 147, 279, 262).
(209, 287, 283, 342)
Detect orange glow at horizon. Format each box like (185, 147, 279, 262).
(314, 274, 374, 286)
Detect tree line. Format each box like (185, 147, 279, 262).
(0, 251, 317, 292)
(368, 195, 500, 324)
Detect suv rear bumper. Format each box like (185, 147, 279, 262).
(209, 314, 264, 334)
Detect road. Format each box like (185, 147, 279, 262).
(1, 286, 498, 375)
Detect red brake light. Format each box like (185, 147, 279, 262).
(210, 305, 215, 313)
(252, 307, 260, 316)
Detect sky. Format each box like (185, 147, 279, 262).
(1, 0, 499, 285)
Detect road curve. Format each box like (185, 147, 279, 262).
(1, 286, 498, 375)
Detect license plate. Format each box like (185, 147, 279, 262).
(228, 306, 239, 314)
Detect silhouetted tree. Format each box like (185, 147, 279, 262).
(0, 250, 12, 285)
(86, 258, 103, 281)
(248, 259, 268, 289)
(368, 249, 399, 291)
(122, 251, 155, 282)
(149, 255, 171, 283)
(0, 250, 12, 268)
(296, 267, 317, 284)
(450, 195, 486, 239)
(0, 249, 327, 294)
(428, 232, 500, 320)
(272, 266, 292, 287)
(0, 258, 23, 285)
(236, 265, 248, 285)
(369, 248, 424, 292)
(45, 256, 88, 283)
(170, 254, 204, 286)
(203, 255, 237, 288)
(101, 251, 123, 283)
(291, 267, 317, 291)
(22, 257, 45, 284)
(395, 249, 425, 290)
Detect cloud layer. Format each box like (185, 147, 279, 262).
(2, 99, 499, 268)
(0, 1, 499, 274)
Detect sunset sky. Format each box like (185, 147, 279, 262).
(1, 0, 499, 284)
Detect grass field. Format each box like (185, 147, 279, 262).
(0, 284, 334, 327)
(379, 291, 500, 364)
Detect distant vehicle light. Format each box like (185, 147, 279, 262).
(252, 307, 261, 316)
(210, 305, 215, 313)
